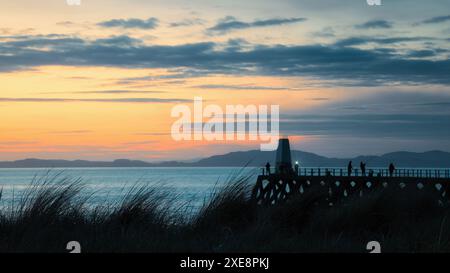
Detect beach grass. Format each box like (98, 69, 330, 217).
(0, 172, 449, 253)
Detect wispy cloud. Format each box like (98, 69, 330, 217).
(39, 90, 165, 95)
(333, 36, 434, 47)
(121, 140, 158, 145)
(71, 90, 165, 94)
(280, 113, 450, 138)
(355, 20, 393, 29)
(0, 97, 191, 103)
(95, 35, 142, 46)
(170, 18, 205, 27)
(56, 21, 76, 27)
(207, 16, 307, 34)
(311, 27, 335, 38)
(0, 141, 38, 146)
(134, 132, 171, 136)
(280, 91, 450, 139)
(417, 15, 450, 25)
(98, 17, 159, 29)
(405, 49, 441, 58)
(194, 84, 298, 91)
(47, 130, 93, 135)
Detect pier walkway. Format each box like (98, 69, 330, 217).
(252, 167, 450, 205)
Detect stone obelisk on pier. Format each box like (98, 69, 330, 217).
(275, 138, 293, 174)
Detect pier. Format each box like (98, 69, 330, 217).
(252, 139, 450, 205)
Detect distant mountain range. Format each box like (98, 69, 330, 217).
(1, 150, 450, 168)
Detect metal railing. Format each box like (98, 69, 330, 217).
(261, 167, 450, 179)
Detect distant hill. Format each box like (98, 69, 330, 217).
(1, 150, 450, 168)
(0, 159, 154, 168)
(190, 150, 450, 168)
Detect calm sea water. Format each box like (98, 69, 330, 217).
(0, 167, 259, 211)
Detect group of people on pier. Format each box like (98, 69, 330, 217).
(347, 161, 396, 177)
(264, 161, 397, 177)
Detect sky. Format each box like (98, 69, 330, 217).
(0, 0, 450, 161)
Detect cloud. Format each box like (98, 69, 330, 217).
(0, 35, 85, 48)
(355, 20, 393, 29)
(70, 90, 165, 94)
(333, 36, 433, 47)
(311, 27, 335, 38)
(94, 35, 142, 46)
(0, 141, 38, 145)
(98, 17, 159, 29)
(418, 15, 450, 25)
(0, 97, 191, 103)
(134, 132, 171, 136)
(280, 113, 450, 139)
(170, 18, 205, 27)
(281, 95, 450, 138)
(278, 90, 450, 142)
(405, 49, 439, 58)
(47, 130, 93, 135)
(193, 84, 297, 91)
(309, 98, 330, 101)
(1, 34, 449, 86)
(56, 21, 76, 27)
(207, 16, 307, 34)
(121, 140, 158, 145)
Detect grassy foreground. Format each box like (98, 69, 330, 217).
(0, 173, 450, 253)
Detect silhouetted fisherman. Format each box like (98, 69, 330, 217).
(389, 163, 396, 177)
(265, 162, 271, 175)
(347, 161, 353, 176)
(360, 161, 366, 176)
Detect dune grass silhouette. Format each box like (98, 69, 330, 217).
(0, 171, 449, 253)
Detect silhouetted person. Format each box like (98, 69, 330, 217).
(389, 163, 396, 177)
(347, 161, 353, 176)
(360, 161, 366, 176)
(265, 162, 271, 175)
(294, 162, 299, 175)
(368, 169, 374, 177)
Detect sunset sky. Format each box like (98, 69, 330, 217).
(1, 0, 450, 161)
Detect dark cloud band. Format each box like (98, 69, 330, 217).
(0, 34, 449, 86)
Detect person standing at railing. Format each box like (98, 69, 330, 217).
(265, 162, 271, 175)
(347, 161, 353, 176)
(389, 163, 396, 177)
(360, 161, 366, 176)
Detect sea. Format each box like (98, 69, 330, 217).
(0, 167, 260, 213)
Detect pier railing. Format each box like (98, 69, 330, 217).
(261, 167, 450, 179)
